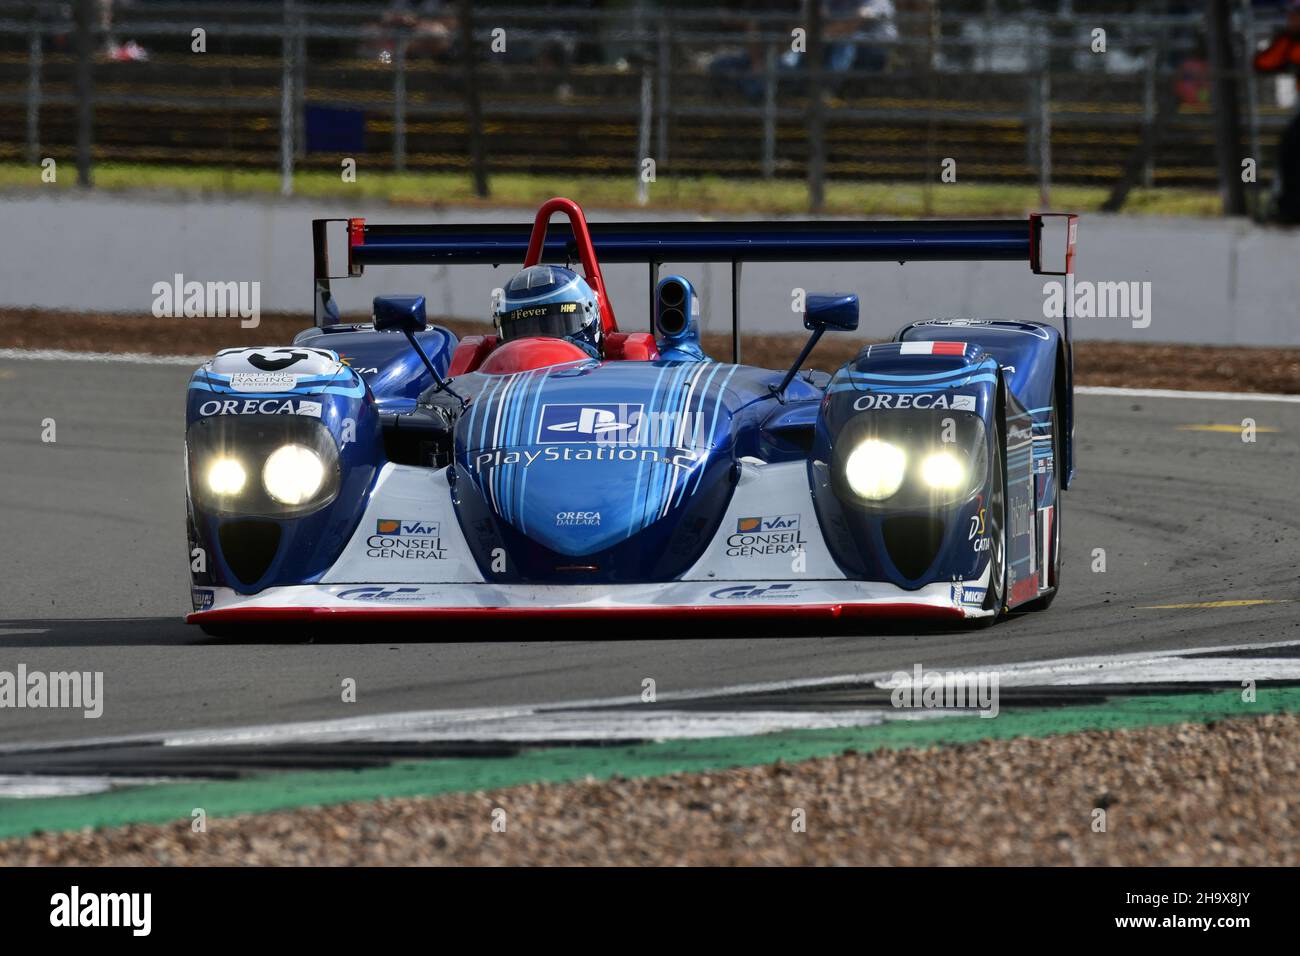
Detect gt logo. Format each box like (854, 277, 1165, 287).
(337, 586, 424, 602)
(537, 404, 643, 444)
(709, 583, 798, 600)
(853, 393, 976, 411)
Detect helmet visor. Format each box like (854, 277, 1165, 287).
(497, 302, 586, 342)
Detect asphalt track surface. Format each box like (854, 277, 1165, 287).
(1, 356, 1298, 748)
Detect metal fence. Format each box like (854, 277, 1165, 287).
(0, 0, 1293, 209)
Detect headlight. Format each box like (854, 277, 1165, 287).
(206, 458, 246, 496)
(828, 409, 988, 509)
(262, 444, 326, 505)
(920, 451, 966, 490)
(844, 439, 907, 500)
(188, 415, 342, 516)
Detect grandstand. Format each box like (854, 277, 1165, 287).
(0, 1, 1290, 204)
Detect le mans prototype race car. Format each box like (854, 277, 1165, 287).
(185, 198, 1077, 631)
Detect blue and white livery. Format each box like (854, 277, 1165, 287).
(184, 199, 1077, 631)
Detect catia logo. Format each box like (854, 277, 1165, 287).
(537, 404, 643, 444)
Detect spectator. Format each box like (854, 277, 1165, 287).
(359, 0, 458, 63)
(708, 13, 769, 103)
(824, 0, 896, 75)
(98, 0, 148, 62)
(776, 0, 896, 98)
(1253, 0, 1300, 223)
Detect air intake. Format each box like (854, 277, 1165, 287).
(218, 520, 282, 587)
(882, 516, 944, 581)
(656, 278, 688, 336)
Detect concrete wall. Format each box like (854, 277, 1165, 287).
(4, 190, 1299, 345)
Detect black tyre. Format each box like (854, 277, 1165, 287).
(1021, 389, 1063, 612)
(198, 621, 240, 640)
(977, 401, 1009, 626)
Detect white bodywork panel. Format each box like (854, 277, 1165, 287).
(320, 464, 481, 584)
(682, 460, 845, 581)
(195, 461, 993, 619)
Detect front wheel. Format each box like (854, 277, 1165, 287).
(976, 406, 1009, 626)
(1020, 390, 1063, 612)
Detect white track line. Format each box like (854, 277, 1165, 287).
(1, 639, 1297, 755)
(0, 775, 173, 798)
(0, 348, 208, 366)
(1076, 385, 1300, 403)
(159, 640, 1300, 747)
(166, 709, 899, 747)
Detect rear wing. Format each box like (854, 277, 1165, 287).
(312, 204, 1077, 361)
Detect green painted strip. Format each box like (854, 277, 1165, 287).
(0, 685, 1294, 840)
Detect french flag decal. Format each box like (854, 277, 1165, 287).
(900, 341, 967, 356)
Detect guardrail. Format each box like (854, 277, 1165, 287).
(0, 0, 1290, 210)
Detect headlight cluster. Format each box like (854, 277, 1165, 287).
(844, 441, 970, 501)
(833, 410, 987, 507)
(205, 444, 327, 506)
(188, 417, 340, 516)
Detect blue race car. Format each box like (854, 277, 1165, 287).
(185, 198, 1077, 631)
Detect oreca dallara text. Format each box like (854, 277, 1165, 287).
(185, 198, 1078, 632)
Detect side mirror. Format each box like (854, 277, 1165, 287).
(373, 295, 428, 333)
(805, 293, 859, 332)
(371, 294, 469, 410)
(774, 293, 860, 401)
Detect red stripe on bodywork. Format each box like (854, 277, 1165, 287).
(188, 603, 966, 625)
(931, 341, 967, 355)
(1009, 577, 1039, 605)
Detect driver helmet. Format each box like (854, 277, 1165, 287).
(493, 264, 602, 357)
